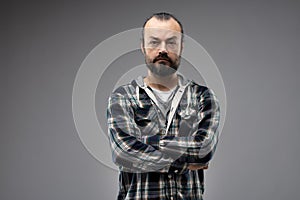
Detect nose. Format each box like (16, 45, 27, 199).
(158, 42, 168, 54)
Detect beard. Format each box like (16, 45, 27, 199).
(145, 53, 181, 77)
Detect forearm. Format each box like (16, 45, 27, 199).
(140, 134, 218, 174)
(159, 131, 219, 163)
(109, 128, 174, 172)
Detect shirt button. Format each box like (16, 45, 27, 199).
(168, 174, 172, 179)
(174, 170, 178, 173)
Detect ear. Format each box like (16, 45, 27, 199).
(180, 42, 183, 54)
(140, 42, 145, 55)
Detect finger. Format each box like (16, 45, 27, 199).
(187, 165, 209, 170)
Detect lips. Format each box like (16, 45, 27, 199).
(157, 59, 170, 62)
(154, 57, 171, 63)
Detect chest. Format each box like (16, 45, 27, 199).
(132, 90, 199, 137)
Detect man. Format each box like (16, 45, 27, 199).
(107, 12, 220, 200)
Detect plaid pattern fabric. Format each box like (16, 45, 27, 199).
(107, 75, 220, 200)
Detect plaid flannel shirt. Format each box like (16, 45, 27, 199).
(107, 74, 220, 200)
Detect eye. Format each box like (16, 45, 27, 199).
(167, 41, 176, 45)
(167, 40, 178, 49)
(149, 40, 159, 45)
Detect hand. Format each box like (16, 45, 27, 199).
(187, 164, 209, 170)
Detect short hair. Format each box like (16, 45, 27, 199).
(142, 12, 184, 45)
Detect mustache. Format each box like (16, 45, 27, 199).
(153, 53, 172, 63)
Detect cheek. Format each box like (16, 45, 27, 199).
(145, 48, 157, 55)
(169, 53, 180, 61)
(169, 48, 181, 56)
(145, 50, 156, 59)
(145, 54, 154, 63)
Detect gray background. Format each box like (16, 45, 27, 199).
(1, 0, 299, 199)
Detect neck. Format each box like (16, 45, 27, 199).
(144, 71, 178, 91)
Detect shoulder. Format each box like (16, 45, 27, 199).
(188, 81, 219, 106)
(178, 73, 210, 95)
(189, 81, 210, 95)
(109, 80, 138, 98)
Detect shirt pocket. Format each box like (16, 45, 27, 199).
(177, 105, 198, 136)
(134, 106, 159, 137)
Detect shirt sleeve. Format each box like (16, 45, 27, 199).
(107, 92, 175, 173)
(159, 88, 221, 164)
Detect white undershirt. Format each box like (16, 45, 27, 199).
(150, 86, 177, 103)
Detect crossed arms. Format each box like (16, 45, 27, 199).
(107, 87, 220, 173)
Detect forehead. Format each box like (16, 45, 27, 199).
(144, 17, 182, 39)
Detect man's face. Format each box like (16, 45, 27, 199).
(142, 17, 183, 77)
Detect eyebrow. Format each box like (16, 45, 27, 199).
(149, 36, 160, 40)
(166, 36, 178, 40)
(148, 36, 178, 40)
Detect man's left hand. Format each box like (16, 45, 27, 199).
(187, 164, 209, 170)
